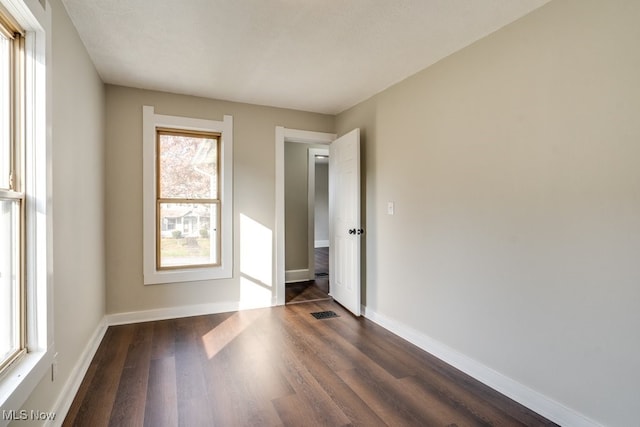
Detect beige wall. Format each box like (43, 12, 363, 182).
(314, 162, 329, 244)
(17, 0, 106, 421)
(337, 0, 640, 425)
(105, 86, 334, 313)
(284, 142, 328, 271)
(284, 142, 309, 270)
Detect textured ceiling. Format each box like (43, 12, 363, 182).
(61, 0, 550, 114)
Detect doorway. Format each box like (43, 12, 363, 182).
(284, 148, 331, 304)
(276, 126, 362, 315)
(275, 127, 336, 306)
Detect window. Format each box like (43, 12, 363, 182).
(0, 0, 52, 412)
(143, 106, 233, 284)
(156, 129, 220, 269)
(0, 6, 24, 376)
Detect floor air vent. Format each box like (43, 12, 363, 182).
(311, 310, 339, 319)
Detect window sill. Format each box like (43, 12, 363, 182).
(0, 347, 55, 426)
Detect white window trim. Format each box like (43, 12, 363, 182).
(0, 0, 53, 421)
(143, 106, 233, 284)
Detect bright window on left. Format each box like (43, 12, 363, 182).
(0, 9, 25, 376)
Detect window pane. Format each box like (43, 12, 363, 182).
(158, 202, 218, 268)
(0, 199, 20, 364)
(158, 132, 218, 199)
(0, 34, 10, 189)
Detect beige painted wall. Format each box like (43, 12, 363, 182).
(17, 0, 106, 421)
(314, 162, 329, 245)
(284, 142, 309, 270)
(337, 0, 640, 425)
(105, 86, 334, 313)
(284, 142, 328, 271)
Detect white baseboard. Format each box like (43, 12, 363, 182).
(48, 318, 108, 427)
(314, 240, 329, 248)
(361, 306, 602, 427)
(285, 269, 311, 283)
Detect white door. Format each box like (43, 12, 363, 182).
(329, 128, 361, 316)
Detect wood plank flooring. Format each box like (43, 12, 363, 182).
(64, 300, 556, 426)
(285, 278, 330, 304)
(286, 247, 331, 304)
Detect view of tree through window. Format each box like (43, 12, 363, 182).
(157, 130, 220, 269)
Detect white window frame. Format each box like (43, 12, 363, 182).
(143, 106, 233, 284)
(0, 0, 53, 419)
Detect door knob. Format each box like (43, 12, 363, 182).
(348, 228, 356, 235)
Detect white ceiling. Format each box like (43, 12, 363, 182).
(61, 0, 550, 115)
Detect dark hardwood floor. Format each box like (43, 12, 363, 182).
(64, 300, 556, 426)
(286, 247, 331, 304)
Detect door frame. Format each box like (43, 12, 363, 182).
(275, 127, 336, 306)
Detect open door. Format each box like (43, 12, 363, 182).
(329, 128, 361, 316)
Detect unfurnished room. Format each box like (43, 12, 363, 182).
(0, 0, 638, 426)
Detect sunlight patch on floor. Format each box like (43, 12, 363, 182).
(201, 309, 263, 359)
